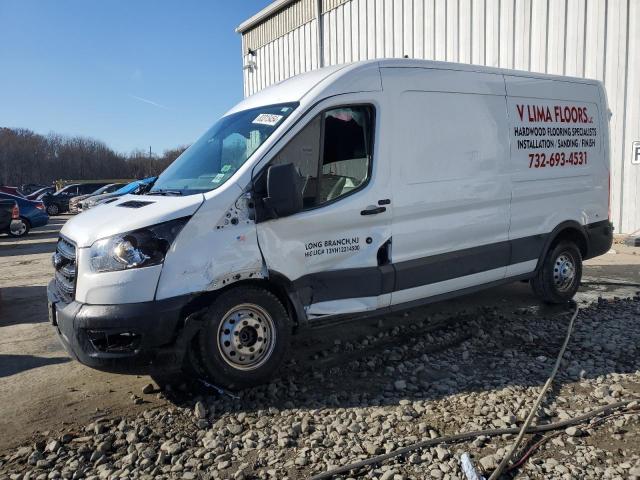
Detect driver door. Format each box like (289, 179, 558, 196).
(255, 98, 393, 319)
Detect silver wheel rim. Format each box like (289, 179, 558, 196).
(49, 205, 58, 215)
(216, 303, 276, 371)
(11, 220, 26, 236)
(553, 253, 576, 291)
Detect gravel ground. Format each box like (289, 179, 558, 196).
(1, 291, 639, 480)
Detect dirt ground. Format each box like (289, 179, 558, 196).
(0, 215, 638, 454)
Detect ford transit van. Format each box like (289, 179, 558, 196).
(48, 59, 613, 389)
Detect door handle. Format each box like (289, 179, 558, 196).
(361, 206, 386, 215)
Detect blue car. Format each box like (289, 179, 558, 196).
(79, 177, 156, 211)
(0, 192, 49, 237)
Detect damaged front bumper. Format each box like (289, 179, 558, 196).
(47, 280, 195, 374)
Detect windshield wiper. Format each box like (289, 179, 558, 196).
(147, 189, 183, 196)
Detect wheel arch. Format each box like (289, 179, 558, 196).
(19, 215, 32, 227)
(535, 221, 588, 271)
(178, 273, 306, 336)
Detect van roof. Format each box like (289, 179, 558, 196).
(227, 58, 601, 116)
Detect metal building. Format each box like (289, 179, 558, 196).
(236, 0, 639, 234)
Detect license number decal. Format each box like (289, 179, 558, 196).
(305, 237, 361, 258)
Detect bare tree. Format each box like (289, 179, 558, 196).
(0, 128, 189, 186)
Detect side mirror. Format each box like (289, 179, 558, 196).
(263, 163, 303, 218)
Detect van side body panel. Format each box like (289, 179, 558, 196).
(381, 67, 513, 306)
(504, 75, 609, 278)
(255, 64, 610, 321)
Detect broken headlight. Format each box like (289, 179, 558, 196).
(89, 217, 189, 273)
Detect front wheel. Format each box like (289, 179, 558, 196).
(195, 286, 292, 390)
(46, 204, 59, 216)
(9, 218, 30, 237)
(531, 241, 582, 304)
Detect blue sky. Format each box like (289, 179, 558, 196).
(0, 0, 272, 154)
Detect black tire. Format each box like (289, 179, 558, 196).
(195, 286, 291, 390)
(47, 204, 59, 216)
(530, 241, 582, 304)
(8, 217, 30, 237)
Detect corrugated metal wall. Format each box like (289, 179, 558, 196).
(240, 0, 639, 234)
(242, 0, 316, 52)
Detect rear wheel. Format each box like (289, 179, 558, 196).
(531, 241, 582, 304)
(9, 218, 30, 237)
(46, 204, 59, 216)
(195, 286, 291, 390)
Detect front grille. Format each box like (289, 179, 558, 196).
(53, 236, 77, 301)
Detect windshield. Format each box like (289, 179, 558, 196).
(150, 102, 298, 195)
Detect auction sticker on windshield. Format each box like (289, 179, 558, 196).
(252, 113, 283, 126)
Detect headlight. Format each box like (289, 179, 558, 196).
(89, 217, 189, 273)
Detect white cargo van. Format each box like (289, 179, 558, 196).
(49, 59, 612, 389)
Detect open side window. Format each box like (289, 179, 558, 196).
(256, 104, 374, 219)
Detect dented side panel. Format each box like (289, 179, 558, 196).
(155, 183, 265, 301)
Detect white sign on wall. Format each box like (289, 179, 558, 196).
(633, 141, 640, 165)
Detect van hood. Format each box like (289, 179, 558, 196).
(61, 193, 204, 248)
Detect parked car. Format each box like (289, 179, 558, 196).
(0, 192, 48, 237)
(20, 183, 49, 195)
(0, 186, 24, 197)
(79, 177, 156, 211)
(41, 182, 108, 215)
(27, 186, 56, 200)
(69, 183, 126, 213)
(0, 199, 19, 236)
(49, 60, 612, 390)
